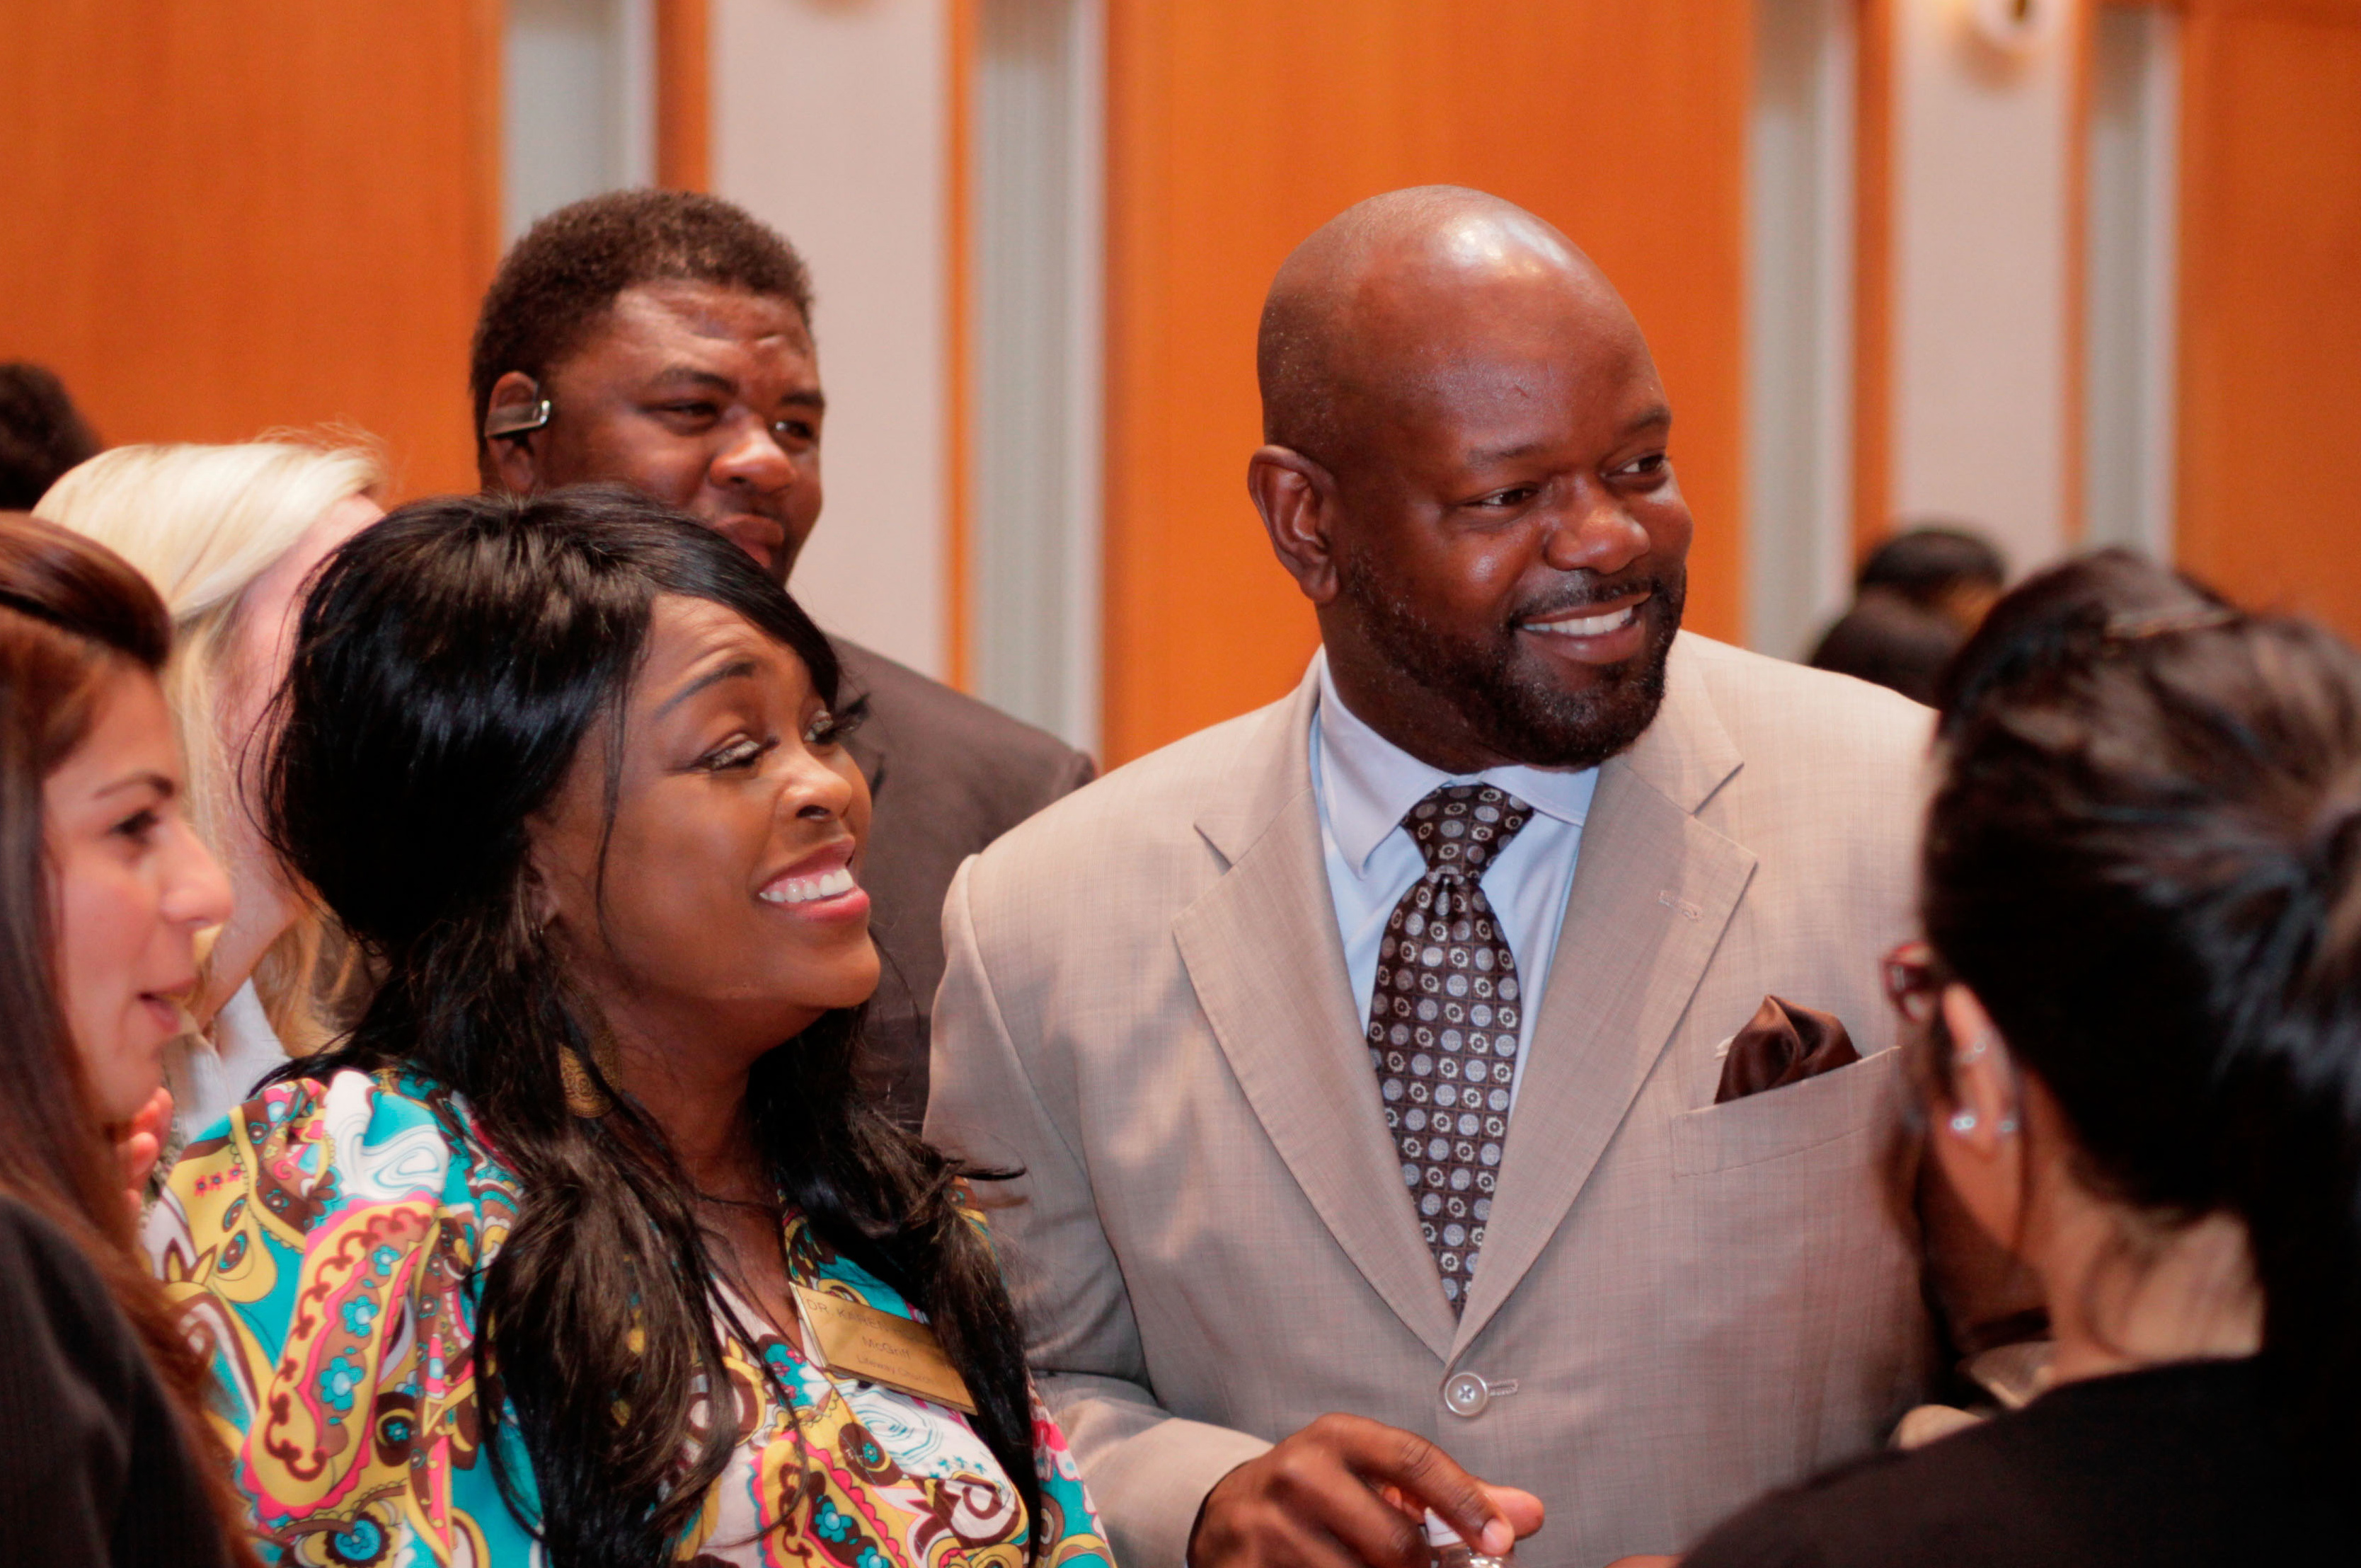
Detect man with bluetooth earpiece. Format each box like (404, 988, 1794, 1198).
(468, 190, 1096, 1135)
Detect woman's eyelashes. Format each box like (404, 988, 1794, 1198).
(696, 734, 774, 773)
(803, 707, 848, 748)
(111, 805, 162, 846)
(688, 705, 850, 773)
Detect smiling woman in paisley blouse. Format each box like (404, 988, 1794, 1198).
(144, 487, 1110, 1568)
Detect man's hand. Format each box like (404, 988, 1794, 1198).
(113, 1085, 173, 1218)
(1188, 1413, 1544, 1568)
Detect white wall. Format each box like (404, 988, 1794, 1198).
(711, 0, 951, 677)
(2082, 3, 2178, 559)
(505, 0, 654, 241)
(1888, 0, 2078, 576)
(971, 0, 1103, 751)
(1747, 0, 1856, 659)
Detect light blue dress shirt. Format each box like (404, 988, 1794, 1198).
(1309, 651, 1597, 1112)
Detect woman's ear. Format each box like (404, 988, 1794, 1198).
(1929, 984, 2027, 1248)
(519, 856, 563, 939)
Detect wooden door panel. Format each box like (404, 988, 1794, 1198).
(2176, 0, 2361, 633)
(0, 1, 501, 498)
(1103, 1, 1751, 762)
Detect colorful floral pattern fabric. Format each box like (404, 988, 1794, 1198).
(147, 1068, 1113, 1568)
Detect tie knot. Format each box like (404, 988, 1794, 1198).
(1403, 784, 1534, 876)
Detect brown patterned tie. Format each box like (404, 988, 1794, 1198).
(1365, 783, 1534, 1313)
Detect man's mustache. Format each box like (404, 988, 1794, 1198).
(1509, 572, 1672, 626)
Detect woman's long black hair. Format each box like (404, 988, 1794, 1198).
(1924, 547, 2361, 1482)
(265, 485, 1042, 1567)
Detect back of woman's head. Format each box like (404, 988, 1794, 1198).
(39, 439, 386, 1042)
(36, 440, 386, 629)
(1925, 547, 2361, 1470)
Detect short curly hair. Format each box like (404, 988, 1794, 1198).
(0, 364, 102, 510)
(468, 190, 815, 454)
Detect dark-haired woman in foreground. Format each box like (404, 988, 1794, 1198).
(1668, 551, 2357, 1564)
(147, 489, 1110, 1568)
(0, 513, 246, 1564)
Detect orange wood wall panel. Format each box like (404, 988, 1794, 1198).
(657, 0, 713, 192)
(0, 1, 502, 500)
(2176, 0, 2361, 636)
(1103, 1, 1752, 763)
(1851, 0, 1895, 561)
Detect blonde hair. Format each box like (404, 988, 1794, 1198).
(35, 438, 386, 1053)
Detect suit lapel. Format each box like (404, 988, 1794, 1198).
(1175, 670, 1461, 1359)
(1454, 638, 1757, 1350)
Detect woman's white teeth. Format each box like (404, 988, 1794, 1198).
(760, 867, 856, 905)
(1529, 605, 1637, 637)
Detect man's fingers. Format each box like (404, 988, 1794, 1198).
(1197, 1418, 1532, 1568)
(1478, 1485, 1544, 1541)
(1297, 1467, 1430, 1568)
(1343, 1422, 1503, 1558)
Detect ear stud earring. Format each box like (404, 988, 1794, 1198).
(1948, 1110, 1977, 1134)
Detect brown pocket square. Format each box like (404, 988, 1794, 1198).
(1713, 995, 1861, 1104)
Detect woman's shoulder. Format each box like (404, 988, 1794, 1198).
(1680, 1404, 2086, 1568)
(0, 1194, 239, 1566)
(0, 1193, 124, 1350)
(1677, 1443, 1956, 1568)
(148, 1063, 521, 1279)
(1682, 1360, 2331, 1568)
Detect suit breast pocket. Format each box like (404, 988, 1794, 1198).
(1669, 1046, 1903, 1177)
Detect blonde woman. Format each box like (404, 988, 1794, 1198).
(38, 440, 384, 1141)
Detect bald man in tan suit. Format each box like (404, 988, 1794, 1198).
(926, 190, 1936, 1568)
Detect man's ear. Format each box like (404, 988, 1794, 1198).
(1248, 444, 1343, 606)
(481, 371, 551, 495)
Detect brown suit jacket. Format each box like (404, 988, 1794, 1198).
(832, 638, 1095, 1129)
(925, 635, 1938, 1568)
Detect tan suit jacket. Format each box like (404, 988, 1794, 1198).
(925, 634, 1937, 1568)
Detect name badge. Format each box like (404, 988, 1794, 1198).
(792, 1283, 977, 1413)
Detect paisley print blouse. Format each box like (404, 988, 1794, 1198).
(145, 1068, 1113, 1568)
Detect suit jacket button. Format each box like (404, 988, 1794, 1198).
(1442, 1371, 1490, 1417)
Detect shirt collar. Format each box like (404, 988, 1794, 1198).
(1314, 650, 1599, 875)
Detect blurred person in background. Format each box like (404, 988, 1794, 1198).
(470, 190, 1094, 1129)
(1856, 526, 2007, 636)
(0, 512, 244, 1566)
(149, 490, 1110, 1568)
(38, 439, 386, 1145)
(1661, 550, 2361, 1564)
(0, 362, 102, 509)
(1808, 526, 2007, 704)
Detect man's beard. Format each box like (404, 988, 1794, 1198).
(1340, 553, 1685, 770)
